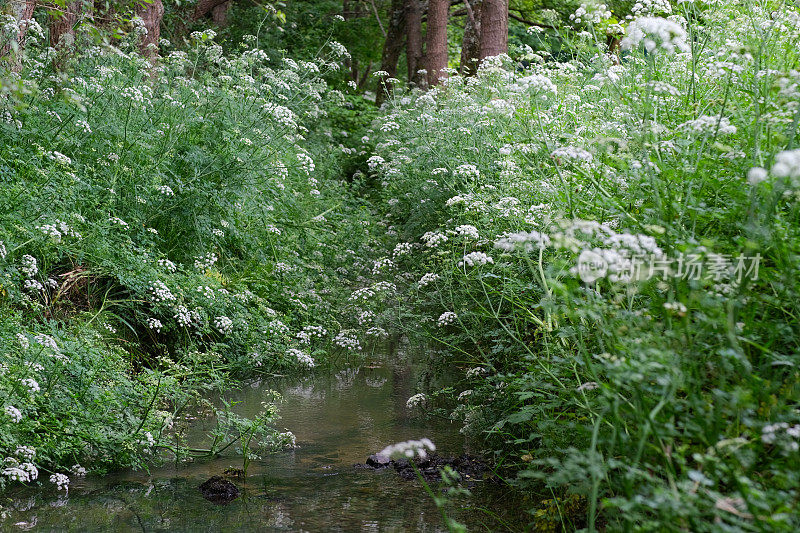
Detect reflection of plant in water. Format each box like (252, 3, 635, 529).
(207, 392, 295, 476)
(379, 439, 467, 533)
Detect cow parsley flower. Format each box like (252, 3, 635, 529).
(418, 273, 440, 287)
(334, 331, 361, 351)
(149, 281, 176, 302)
(621, 17, 689, 55)
(747, 167, 768, 185)
(20, 255, 38, 277)
(771, 149, 800, 180)
(20, 378, 40, 394)
(17, 333, 30, 350)
(438, 312, 457, 326)
(4, 406, 22, 423)
(15, 446, 35, 461)
(454, 225, 480, 239)
(679, 115, 737, 135)
(552, 146, 593, 163)
(50, 473, 70, 491)
(213, 316, 233, 334)
(459, 252, 494, 267)
(421, 232, 448, 248)
(109, 216, 129, 228)
(287, 348, 315, 367)
(379, 438, 436, 460)
(33, 334, 58, 351)
(406, 393, 427, 409)
(194, 252, 218, 271)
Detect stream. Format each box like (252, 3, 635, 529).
(4, 347, 522, 532)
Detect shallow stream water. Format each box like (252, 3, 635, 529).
(4, 350, 522, 532)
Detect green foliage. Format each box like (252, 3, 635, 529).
(0, 14, 380, 492)
(365, 0, 800, 529)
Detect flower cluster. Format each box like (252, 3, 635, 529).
(437, 312, 457, 327)
(378, 438, 436, 460)
(458, 252, 494, 267)
(621, 17, 689, 55)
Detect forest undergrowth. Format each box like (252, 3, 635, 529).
(2, 0, 800, 530)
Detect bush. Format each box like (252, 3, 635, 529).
(0, 24, 378, 491)
(365, 0, 800, 529)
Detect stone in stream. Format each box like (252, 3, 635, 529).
(199, 476, 240, 504)
(360, 452, 489, 483)
(365, 453, 392, 468)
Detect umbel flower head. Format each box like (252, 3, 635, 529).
(621, 17, 689, 55)
(378, 438, 436, 460)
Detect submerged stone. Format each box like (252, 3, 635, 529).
(199, 476, 240, 504)
(366, 453, 392, 468)
(360, 452, 489, 483)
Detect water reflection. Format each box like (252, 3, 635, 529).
(3, 352, 522, 531)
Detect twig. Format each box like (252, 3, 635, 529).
(369, 0, 387, 37)
(462, 0, 475, 26)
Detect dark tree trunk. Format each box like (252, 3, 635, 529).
(376, 0, 406, 107)
(405, 0, 423, 85)
(478, 0, 507, 60)
(211, 1, 232, 26)
(459, 0, 481, 75)
(137, 0, 164, 58)
(1, 0, 37, 58)
(50, 1, 82, 48)
(425, 0, 448, 86)
(192, 0, 230, 20)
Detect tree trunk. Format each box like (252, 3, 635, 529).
(405, 0, 423, 85)
(1, 0, 37, 58)
(50, 1, 82, 48)
(192, 0, 231, 21)
(459, 0, 481, 75)
(424, 0, 448, 86)
(376, 0, 406, 107)
(211, 1, 232, 26)
(478, 0, 507, 60)
(137, 0, 164, 58)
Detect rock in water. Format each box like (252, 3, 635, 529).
(199, 476, 240, 504)
(365, 453, 392, 468)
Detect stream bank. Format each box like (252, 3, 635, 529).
(5, 347, 523, 532)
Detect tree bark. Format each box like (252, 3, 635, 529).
(405, 0, 423, 85)
(137, 0, 164, 58)
(376, 0, 406, 107)
(424, 0, 448, 86)
(1, 0, 37, 58)
(211, 0, 232, 26)
(192, 0, 230, 21)
(50, 1, 82, 48)
(459, 0, 481, 75)
(478, 0, 507, 60)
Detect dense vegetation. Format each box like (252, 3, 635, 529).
(2, 0, 800, 530)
